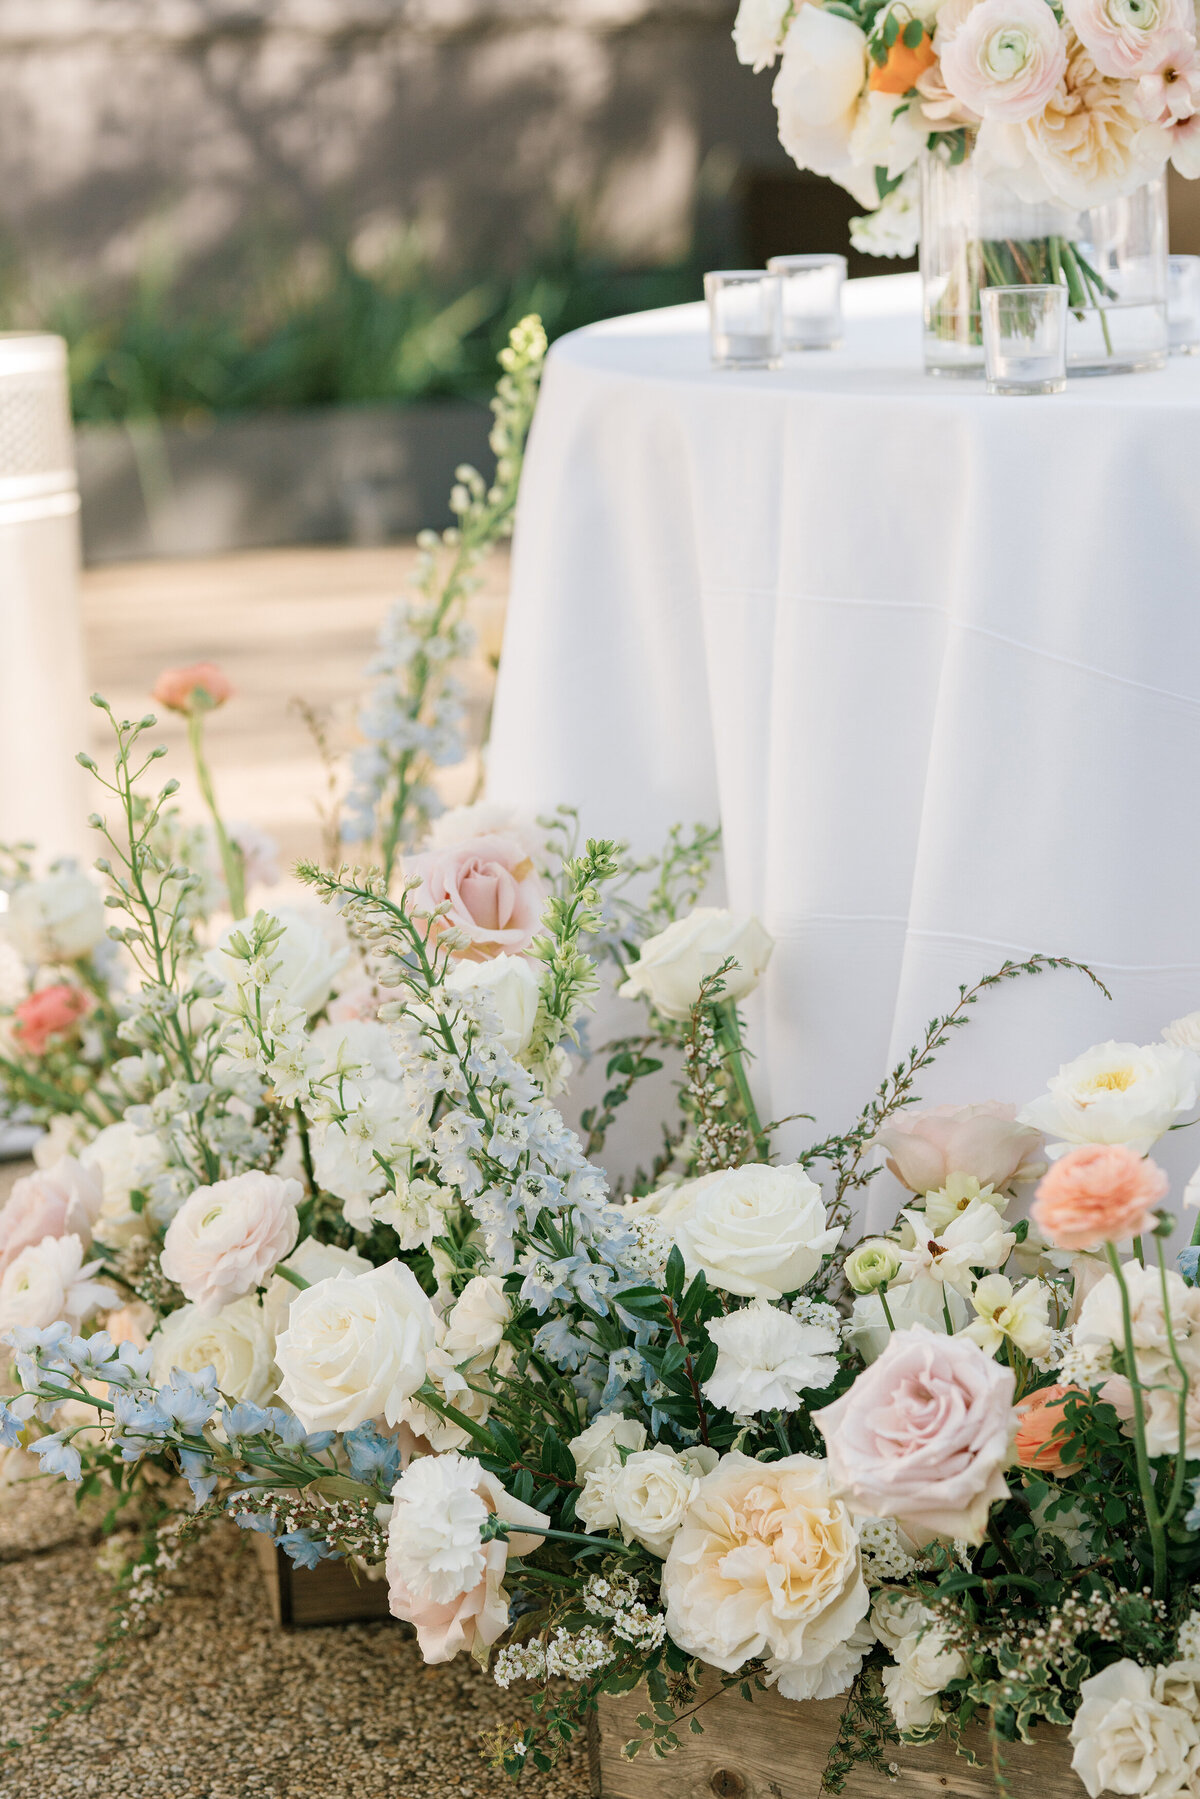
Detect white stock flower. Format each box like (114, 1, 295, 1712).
(846, 1272, 969, 1365)
(444, 953, 542, 1057)
(657, 1163, 841, 1299)
(965, 1274, 1054, 1359)
(619, 907, 774, 1022)
(703, 1298, 840, 1414)
(213, 906, 348, 1016)
(1022, 1040, 1200, 1159)
(662, 1451, 869, 1696)
(160, 1172, 302, 1317)
(733, 0, 791, 70)
(370, 1176, 448, 1253)
(849, 174, 921, 259)
(773, 5, 878, 206)
(611, 1446, 718, 1557)
(150, 1295, 274, 1406)
(274, 1260, 437, 1431)
(1069, 1660, 1200, 1798)
(0, 1233, 117, 1331)
(5, 871, 106, 964)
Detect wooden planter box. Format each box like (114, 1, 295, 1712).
(251, 1530, 392, 1628)
(590, 1674, 1078, 1799)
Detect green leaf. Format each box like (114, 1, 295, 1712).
(665, 1244, 686, 1302)
(902, 17, 925, 46)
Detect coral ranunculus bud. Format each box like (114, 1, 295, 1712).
(152, 662, 234, 715)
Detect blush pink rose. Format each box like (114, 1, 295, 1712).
(0, 1156, 103, 1277)
(385, 1453, 549, 1663)
(406, 833, 545, 960)
(152, 661, 234, 714)
(1032, 1143, 1168, 1251)
(160, 1170, 301, 1316)
(815, 1327, 1016, 1543)
(939, 0, 1068, 121)
(13, 984, 91, 1057)
(875, 1101, 1046, 1196)
(1065, 0, 1192, 77)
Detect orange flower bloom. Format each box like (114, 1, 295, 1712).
(152, 662, 234, 714)
(869, 31, 937, 95)
(13, 984, 90, 1057)
(1032, 1143, 1168, 1251)
(1015, 1384, 1086, 1475)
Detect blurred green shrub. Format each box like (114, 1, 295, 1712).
(0, 231, 703, 424)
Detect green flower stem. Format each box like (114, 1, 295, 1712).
(1105, 1242, 1168, 1600)
(1154, 1234, 1192, 1526)
(294, 1104, 317, 1197)
(186, 708, 244, 919)
(879, 1286, 897, 1332)
(273, 1264, 310, 1292)
(716, 1001, 769, 1162)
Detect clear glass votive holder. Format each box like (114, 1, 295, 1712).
(981, 285, 1067, 395)
(767, 252, 847, 350)
(704, 270, 782, 370)
(1168, 255, 1200, 354)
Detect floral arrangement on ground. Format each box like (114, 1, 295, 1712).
(8, 326, 1200, 1799)
(732, 0, 1200, 259)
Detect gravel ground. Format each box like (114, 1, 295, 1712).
(0, 1484, 590, 1799)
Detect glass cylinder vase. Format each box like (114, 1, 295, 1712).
(920, 145, 1168, 378)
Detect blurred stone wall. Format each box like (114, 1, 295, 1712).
(0, 0, 788, 286)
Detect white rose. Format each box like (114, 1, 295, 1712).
(619, 908, 774, 1022)
(262, 1238, 372, 1337)
(150, 1295, 274, 1406)
(569, 1411, 648, 1479)
(846, 1272, 969, 1365)
(0, 1233, 117, 1331)
(211, 905, 348, 1016)
(1020, 1040, 1200, 1158)
(274, 1259, 437, 1431)
(703, 1298, 840, 1414)
(445, 954, 542, 1058)
(309, 1018, 402, 1084)
(441, 1275, 511, 1364)
(875, 1595, 969, 1732)
(1070, 1661, 1200, 1799)
(658, 1163, 842, 1299)
(6, 871, 106, 964)
(611, 1446, 718, 1557)
(849, 90, 927, 179)
(80, 1121, 169, 1246)
(772, 6, 879, 207)
(426, 802, 544, 862)
(733, 0, 790, 71)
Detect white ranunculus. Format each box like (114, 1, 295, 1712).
(1020, 1040, 1200, 1158)
(846, 1272, 969, 1365)
(80, 1120, 170, 1248)
(773, 6, 878, 207)
(274, 1260, 437, 1431)
(611, 1446, 718, 1557)
(150, 1294, 274, 1406)
(844, 1238, 904, 1295)
(703, 1298, 840, 1414)
(0, 1232, 117, 1331)
(160, 1170, 301, 1317)
(733, 0, 791, 71)
(663, 1451, 869, 1695)
(445, 954, 542, 1058)
(619, 907, 774, 1022)
(6, 871, 106, 965)
(1069, 1660, 1200, 1799)
(212, 905, 348, 1017)
(657, 1163, 842, 1299)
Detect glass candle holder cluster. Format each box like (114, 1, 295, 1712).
(705, 255, 846, 369)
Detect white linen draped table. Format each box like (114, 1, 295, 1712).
(487, 274, 1200, 1227)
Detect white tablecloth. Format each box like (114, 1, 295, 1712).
(488, 273, 1200, 1227)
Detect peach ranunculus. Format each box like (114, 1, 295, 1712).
(405, 833, 545, 960)
(0, 1157, 103, 1278)
(939, 0, 1068, 122)
(1015, 1383, 1087, 1474)
(661, 1451, 870, 1701)
(152, 661, 234, 714)
(385, 1452, 549, 1663)
(875, 1102, 1045, 1197)
(816, 1327, 1016, 1543)
(160, 1171, 301, 1317)
(12, 984, 91, 1057)
(1032, 1143, 1168, 1251)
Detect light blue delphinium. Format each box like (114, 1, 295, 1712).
(277, 1529, 334, 1571)
(0, 1402, 22, 1450)
(344, 1422, 402, 1490)
(1179, 1246, 1200, 1287)
(29, 1434, 83, 1482)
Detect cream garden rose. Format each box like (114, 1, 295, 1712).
(611, 1446, 718, 1557)
(5, 870, 106, 965)
(149, 1295, 274, 1407)
(160, 1171, 301, 1317)
(619, 907, 774, 1021)
(1069, 1660, 1200, 1798)
(1021, 1039, 1200, 1157)
(654, 1163, 842, 1299)
(662, 1451, 869, 1700)
(275, 1260, 437, 1431)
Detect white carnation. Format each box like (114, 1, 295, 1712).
(703, 1298, 839, 1413)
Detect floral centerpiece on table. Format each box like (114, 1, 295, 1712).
(732, 0, 1200, 265)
